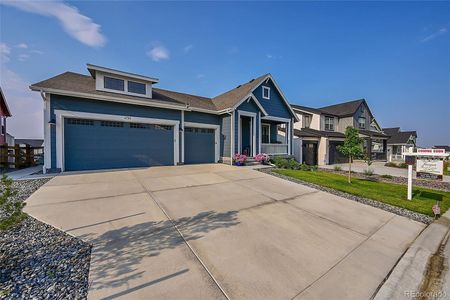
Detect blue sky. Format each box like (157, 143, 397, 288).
(1, 1, 449, 147)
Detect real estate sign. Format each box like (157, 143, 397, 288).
(416, 158, 444, 180)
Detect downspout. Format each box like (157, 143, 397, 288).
(229, 110, 234, 165)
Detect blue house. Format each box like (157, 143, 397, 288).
(30, 64, 299, 172)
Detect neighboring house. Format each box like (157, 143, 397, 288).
(291, 99, 389, 165)
(30, 64, 298, 173)
(433, 145, 450, 157)
(6, 133, 14, 147)
(15, 139, 44, 147)
(383, 127, 417, 162)
(0, 87, 12, 145)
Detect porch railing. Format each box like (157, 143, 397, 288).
(261, 143, 288, 155)
(390, 154, 404, 161)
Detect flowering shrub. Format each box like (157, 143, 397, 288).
(233, 154, 247, 165)
(255, 153, 270, 164)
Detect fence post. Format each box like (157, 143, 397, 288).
(14, 144, 21, 169)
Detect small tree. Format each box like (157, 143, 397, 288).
(0, 175, 24, 230)
(337, 127, 363, 183)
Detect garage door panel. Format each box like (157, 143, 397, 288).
(64, 119, 174, 171)
(184, 127, 215, 164)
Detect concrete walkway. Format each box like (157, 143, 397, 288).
(322, 161, 450, 182)
(24, 164, 425, 299)
(4, 166, 45, 180)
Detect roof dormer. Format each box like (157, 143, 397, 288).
(87, 64, 159, 99)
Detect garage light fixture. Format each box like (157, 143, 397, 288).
(48, 119, 56, 126)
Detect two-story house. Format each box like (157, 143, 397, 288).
(30, 64, 298, 173)
(292, 99, 389, 165)
(0, 87, 12, 145)
(383, 127, 417, 162)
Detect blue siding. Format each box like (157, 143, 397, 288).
(253, 80, 294, 119)
(185, 111, 219, 125)
(220, 114, 231, 157)
(184, 128, 215, 164)
(50, 95, 182, 169)
(64, 119, 174, 171)
(234, 98, 261, 154)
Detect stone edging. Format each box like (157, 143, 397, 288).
(259, 168, 434, 225)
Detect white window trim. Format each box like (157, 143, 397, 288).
(324, 116, 335, 131)
(237, 110, 257, 157)
(262, 86, 270, 100)
(184, 122, 220, 163)
(96, 72, 152, 98)
(261, 123, 271, 144)
(54, 109, 180, 172)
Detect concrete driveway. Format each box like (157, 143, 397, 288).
(25, 164, 425, 299)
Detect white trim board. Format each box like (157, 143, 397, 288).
(54, 109, 180, 172)
(184, 121, 220, 163)
(237, 110, 257, 157)
(232, 94, 268, 116)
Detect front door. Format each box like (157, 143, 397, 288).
(302, 142, 318, 165)
(240, 116, 252, 156)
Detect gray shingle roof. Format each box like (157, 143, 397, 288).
(293, 128, 345, 138)
(382, 127, 417, 144)
(291, 104, 322, 115)
(31, 71, 276, 113)
(318, 99, 365, 117)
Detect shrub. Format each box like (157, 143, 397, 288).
(271, 157, 302, 170)
(381, 174, 393, 179)
(384, 162, 397, 167)
(333, 165, 342, 171)
(398, 163, 408, 169)
(0, 175, 25, 230)
(363, 169, 374, 176)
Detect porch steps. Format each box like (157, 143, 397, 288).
(245, 157, 261, 166)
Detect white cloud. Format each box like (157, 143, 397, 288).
(0, 67, 43, 139)
(18, 54, 30, 62)
(2, 0, 106, 48)
(15, 43, 28, 49)
(0, 43, 11, 62)
(30, 49, 44, 55)
(184, 44, 194, 53)
(147, 45, 170, 62)
(421, 27, 448, 42)
(266, 53, 282, 59)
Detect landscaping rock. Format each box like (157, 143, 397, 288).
(0, 178, 91, 299)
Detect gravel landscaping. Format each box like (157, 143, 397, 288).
(261, 168, 434, 224)
(1, 178, 91, 300)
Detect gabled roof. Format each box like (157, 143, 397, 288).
(382, 127, 417, 144)
(291, 104, 322, 115)
(358, 129, 389, 138)
(293, 128, 345, 138)
(0, 87, 12, 117)
(30, 70, 297, 118)
(318, 99, 366, 117)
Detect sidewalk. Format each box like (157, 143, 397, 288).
(4, 166, 50, 180)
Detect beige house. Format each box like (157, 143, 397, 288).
(292, 99, 389, 165)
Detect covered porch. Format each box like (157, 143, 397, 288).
(260, 118, 291, 156)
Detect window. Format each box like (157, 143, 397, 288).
(67, 119, 94, 126)
(371, 139, 384, 153)
(1, 117, 4, 135)
(303, 115, 311, 128)
(358, 117, 366, 129)
(324, 116, 334, 131)
(104, 76, 125, 91)
(261, 124, 270, 143)
(185, 127, 213, 133)
(262, 86, 270, 99)
(128, 81, 146, 95)
(100, 121, 124, 127)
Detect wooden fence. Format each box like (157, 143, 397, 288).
(0, 144, 44, 170)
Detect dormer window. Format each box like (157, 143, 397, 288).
(358, 117, 366, 129)
(262, 86, 270, 100)
(128, 81, 146, 95)
(104, 76, 124, 91)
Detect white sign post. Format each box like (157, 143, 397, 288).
(407, 164, 413, 200)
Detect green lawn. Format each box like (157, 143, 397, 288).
(275, 169, 450, 217)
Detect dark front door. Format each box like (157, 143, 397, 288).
(302, 142, 317, 165)
(241, 116, 252, 156)
(329, 141, 346, 164)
